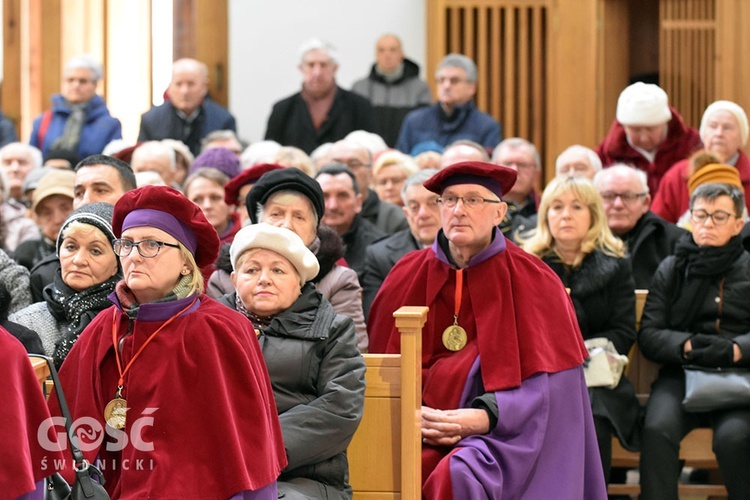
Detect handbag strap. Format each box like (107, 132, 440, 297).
(31, 355, 88, 469)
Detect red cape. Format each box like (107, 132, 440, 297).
(368, 238, 587, 408)
(49, 296, 286, 498)
(0, 327, 64, 499)
(596, 106, 702, 195)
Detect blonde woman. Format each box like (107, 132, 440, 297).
(520, 175, 639, 486)
(372, 150, 418, 206)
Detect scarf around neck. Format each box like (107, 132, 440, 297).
(669, 233, 745, 329)
(49, 98, 89, 156)
(45, 268, 120, 366)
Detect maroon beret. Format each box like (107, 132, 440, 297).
(424, 161, 517, 198)
(224, 163, 284, 206)
(112, 185, 220, 269)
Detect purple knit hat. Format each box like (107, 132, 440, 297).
(190, 147, 241, 179)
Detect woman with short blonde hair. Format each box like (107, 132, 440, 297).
(520, 175, 638, 486)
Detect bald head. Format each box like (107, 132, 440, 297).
(376, 34, 404, 74)
(168, 58, 209, 115)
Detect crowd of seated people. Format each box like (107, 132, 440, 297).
(5, 35, 750, 500)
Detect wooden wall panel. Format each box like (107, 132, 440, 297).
(660, 0, 715, 129)
(428, 0, 554, 180)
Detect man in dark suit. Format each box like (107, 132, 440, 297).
(264, 38, 374, 154)
(362, 169, 441, 317)
(138, 58, 236, 157)
(594, 163, 685, 289)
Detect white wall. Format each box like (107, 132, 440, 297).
(228, 0, 427, 144)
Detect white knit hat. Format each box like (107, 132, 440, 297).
(616, 82, 672, 126)
(700, 100, 750, 146)
(230, 223, 320, 283)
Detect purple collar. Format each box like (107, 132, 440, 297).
(432, 226, 506, 268)
(108, 291, 201, 322)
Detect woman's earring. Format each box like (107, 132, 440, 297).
(181, 268, 190, 275)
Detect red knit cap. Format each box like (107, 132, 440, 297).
(223, 163, 284, 205)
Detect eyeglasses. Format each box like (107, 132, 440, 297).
(600, 191, 648, 206)
(113, 239, 181, 258)
(690, 209, 737, 226)
(437, 196, 501, 209)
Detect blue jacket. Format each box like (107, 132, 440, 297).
(138, 97, 236, 156)
(396, 100, 501, 154)
(29, 94, 122, 160)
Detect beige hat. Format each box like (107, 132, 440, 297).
(230, 223, 320, 283)
(616, 82, 672, 126)
(32, 168, 75, 213)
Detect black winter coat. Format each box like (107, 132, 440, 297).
(264, 87, 374, 154)
(543, 250, 640, 449)
(639, 246, 750, 372)
(620, 210, 686, 289)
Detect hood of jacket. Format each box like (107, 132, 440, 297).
(367, 57, 422, 85)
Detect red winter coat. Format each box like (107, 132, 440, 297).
(596, 106, 701, 195)
(652, 150, 750, 223)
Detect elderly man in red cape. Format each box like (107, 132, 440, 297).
(368, 161, 607, 499)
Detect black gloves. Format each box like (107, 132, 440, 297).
(687, 334, 735, 367)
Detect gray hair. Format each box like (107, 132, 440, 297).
(0, 142, 43, 170)
(65, 54, 104, 82)
(298, 38, 339, 66)
(690, 183, 745, 217)
(593, 163, 648, 193)
(492, 138, 540, 170)
(436, 53, 477, 83)
(201, 130, 241, 151)
(401, 168, 438, 204)
(555, 145, 602, 173)
(132, 141, 176, 170)
(256, 189, 319, 228)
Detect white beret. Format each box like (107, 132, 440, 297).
(616, 82, 672, 126)
(230, 223, 320, 283)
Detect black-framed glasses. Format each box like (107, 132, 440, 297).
(600, 191, 648, 206)
(113, 239, 180, 258)
(437, 196, 501, 209)
(690, 209, 737, 226)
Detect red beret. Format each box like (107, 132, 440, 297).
(224, 163, 284, 206)
(112, 185, 220, 269)
(424, 161, 517, 198)
(112, 143, 141, 164)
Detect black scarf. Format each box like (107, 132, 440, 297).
(45, 269, 120, 366)
(669, 233, 745, 330)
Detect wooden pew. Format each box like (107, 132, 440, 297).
(608, 290, 727, 498)
(30, 356, 50, 388)
(349, 306, 426, 500)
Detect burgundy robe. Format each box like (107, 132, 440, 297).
(0, 328, 64, 500)
(368, 230, 607, 499)
(49, 294, 286, 499)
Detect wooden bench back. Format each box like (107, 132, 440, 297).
(349, 306, 426, 500)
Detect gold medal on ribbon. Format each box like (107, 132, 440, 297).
(104, 387, 128, 430)
(442, 323, 467, 351)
